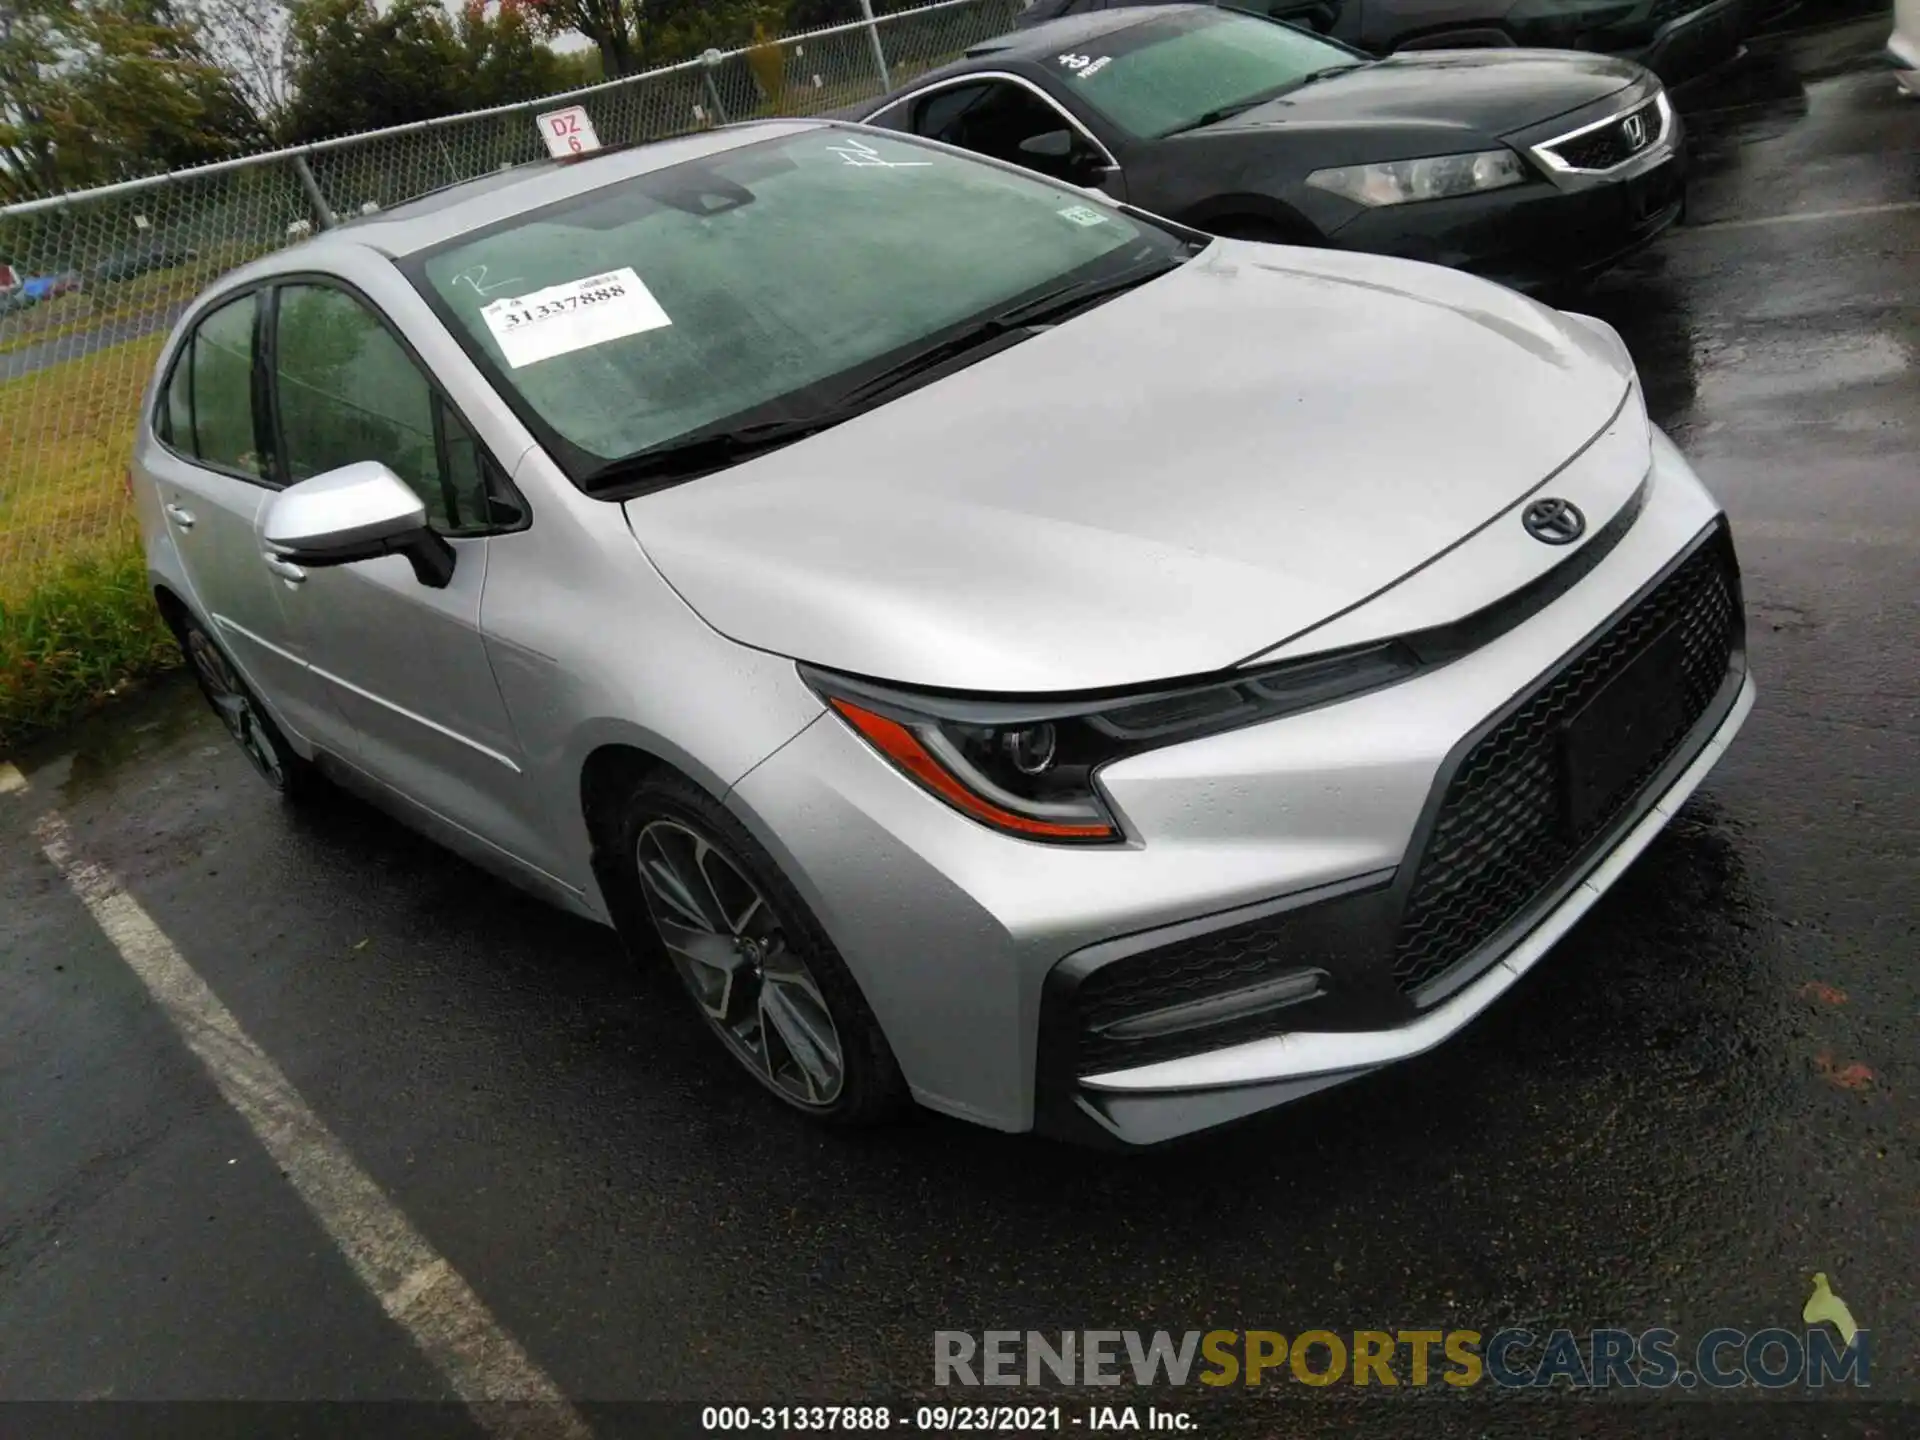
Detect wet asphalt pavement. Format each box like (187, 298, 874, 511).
(2, 19, 1915, 1439)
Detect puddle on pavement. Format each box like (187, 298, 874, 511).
(12, 670, 214, 804)
(1695, 332, 1916, 411)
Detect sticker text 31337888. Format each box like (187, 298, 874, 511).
(480, 267, 671, 368)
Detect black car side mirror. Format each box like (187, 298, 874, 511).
(1020, 129, 1076, 160)
(1018, 129, 1114, 188)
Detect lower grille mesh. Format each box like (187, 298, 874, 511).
(1073, 909, 1330, 1075)
(1390, 531, 1739, 996)
(1058, 530, 1740, 1077)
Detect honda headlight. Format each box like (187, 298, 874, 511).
(804, 642, 1421, 845)
(1306, 150, 1530, 207)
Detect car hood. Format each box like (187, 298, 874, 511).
(1210, 50, 1642, 142)
(624, 242, 1634, 694)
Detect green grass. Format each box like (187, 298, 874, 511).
(0, 540, 179, 752)
(0, 336, 160, 598)
(0, 39, 973, 751)
(0, 335, 179, 752)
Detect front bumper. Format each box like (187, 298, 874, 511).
(1890, 27, 1920, 94)
(1616, 0, 1753, 87)
(1045, 610, 1751, 1148)
(1491, 0, 1750, 86)
(728, 434, 1748, 1141)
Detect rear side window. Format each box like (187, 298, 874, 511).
(160, 292, 266, 479)
(913, 85, 994, 142)
(162, 346, 193, 447)
(912, 82, 1096, 175)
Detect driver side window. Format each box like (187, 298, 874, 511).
(910, 81, 1103, 183)
(273, 283, 501, 534)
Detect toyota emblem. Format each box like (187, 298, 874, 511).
(1523, 497, 1586, 545)
(1622, 111, 1649, 151)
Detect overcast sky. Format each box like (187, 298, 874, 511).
(417, 0, 595, 51)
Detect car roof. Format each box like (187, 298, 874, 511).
(868, 4, 1196, 100)
(230, 118, 830, 281)
(967, 2, 1197, 56)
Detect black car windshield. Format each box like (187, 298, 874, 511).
(1060, 10, 1366, 139)
(408, 129, 1186, 487)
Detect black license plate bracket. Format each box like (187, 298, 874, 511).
(1627, 161, 1680, 221)
(1560, 625, 1692, 835)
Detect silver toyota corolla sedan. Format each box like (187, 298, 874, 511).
(134, 118, 1752, 1146)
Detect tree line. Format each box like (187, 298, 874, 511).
(0, 0, 928, 203)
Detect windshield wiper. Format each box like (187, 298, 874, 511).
(582, 414, 844, 492)
(1294, 63, 1368, 86)
(585, 257, 1183, 491)
(1164, 65, 1369, 135)
(826, 256, 1184, 413)
(997, 255, 1187, 327)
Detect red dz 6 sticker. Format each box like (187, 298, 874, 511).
(537, 106, 601, 158)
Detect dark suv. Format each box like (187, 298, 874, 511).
(1013, 0, 1755, 85)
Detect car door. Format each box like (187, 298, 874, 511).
(150, 288, 344, 749)
(264, 278, 558, 876)
(878, 77, 1126, 199)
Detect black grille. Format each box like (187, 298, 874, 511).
(1391, 532, 1739, 996)
(1074, 909, 1329, 1074)
(1547, 99, 1661, 171)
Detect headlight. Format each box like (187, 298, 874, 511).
(1306, 150, 1531, 208)
(804, 642, 1421, 845)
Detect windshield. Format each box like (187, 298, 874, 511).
(1061, 11, 1364, 139)
(409, 129, 1186, 486)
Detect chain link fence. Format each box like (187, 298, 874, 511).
(0, 0, 1022, 632)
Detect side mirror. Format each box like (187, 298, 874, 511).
(1019, 129, 1075, 160)
(1019, 129, 1115, 188)
(263, 461, 455, 589)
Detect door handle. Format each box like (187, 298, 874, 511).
(262, 553, 307, 585)
(164, 502, 196, 530)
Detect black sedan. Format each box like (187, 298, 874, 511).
(1014, 0, 1754, 87)
(854, 5, 1686, 292)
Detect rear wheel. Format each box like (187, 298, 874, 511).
(612, 771, 909, 1126)
(178, 612, 318, 800)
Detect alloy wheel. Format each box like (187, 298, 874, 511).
(635, 818, 846, 1108)
(186, 628, 285, 789)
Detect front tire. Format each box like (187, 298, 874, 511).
(177, 612, 319, 801)
(612, 771, 909, 1126)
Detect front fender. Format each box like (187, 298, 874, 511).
(478, 459, 829, 910)
(1176, 189, 1326, 240)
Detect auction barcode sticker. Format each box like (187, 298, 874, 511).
(480, 268, 671, 368)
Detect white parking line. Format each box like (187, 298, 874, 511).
(28, 802, 591, 1439)
(1684, 200, 1920, 234)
